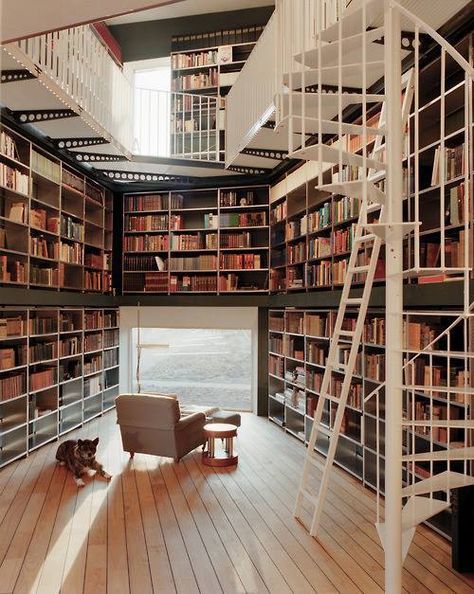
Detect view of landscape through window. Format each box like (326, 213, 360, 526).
(132, 328, 252, 410)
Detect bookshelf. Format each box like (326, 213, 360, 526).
(0, 123, 114, 293)
(268, 307, 471, 538)
(170, 26, 264, 161)
(122, 185, 270, 294)
(0, 306, 119, 468)
(269, 34, 472, 293)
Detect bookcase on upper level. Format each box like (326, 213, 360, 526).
(0, 306, 119, 469)
(170, 26, 264, 161)
(0, 123, 114, 293)
(122, 184, 270, 294)
(269, 33, 472, 294)
(268, 307, 472, 538)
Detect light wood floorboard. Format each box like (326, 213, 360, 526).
(0, 412, 472, 594)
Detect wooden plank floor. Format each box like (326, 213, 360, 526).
(0, 412, 473, 594)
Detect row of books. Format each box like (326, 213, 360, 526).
(364, 317, 385, 346)
(104, 329, 119, 348)
(169, 255, 218, 271)
(365, 353, 385, 382)
(169, 274, 217, 292)
(85, 270, 103, 292)
(172, 94, 216, 113)
(171, 26, 263, 52)
(220, 212, 267, 228)
(286, 216, 307, 240)
(31, 150, 61, 184)
(309, 203, 331, 232)
(31, 208, 59, 233)
(334, 196, 360, 223)
(60, 336, 81, 356)
(308, 236, 331, 260)
(84, 354, 102, 375)
(84, 376, 102, 397)
(125, 194, 168, 212)
(31, 236, 58, 260)
(0, 372, 26, 400)
(0, 164, 29, 194)
(270, 202, 287, 225)
(287, 242, 306, 265)
(431, 144, 465, 185)
(0, 130, 19, 161)
(85, 311, 103, 330)
(419, 234, 466, 269)
(30, 367, 57, 392)
(84, 252, 105, 270)
(84, 333, 102, 352)
(124, 255, 164, 271)
(0, 257, 27, 283)
(171, 233, 217, 250)
(124, 234, 169, 252)
(125, 214, 168, 231)
(172, 50, 218, 69)
(220, 232, 252, 248)
(219, 253, 262, 269)
(61, 216, 84, 242)
(62, 169, 83, 193)
(0, 316, 26, 338)
(6, 202, 27, 224)
(0, 345, 27, 370)
(30, 340, 58, 363)
(220, 190, 255, 207)
(85, 183, 104, 206)
(268, 335, 283, 354)
(171, 70, 218, 91)
(269, 354, 284, 377)
(30, 265, 58, 287)
(104, 349, 119, 368)
(60, 242, 82, 265)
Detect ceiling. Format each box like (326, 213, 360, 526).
(107, 0, 274, 26)
(1, 0, 186, 44)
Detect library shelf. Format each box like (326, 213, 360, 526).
(0, 306, 119, 470)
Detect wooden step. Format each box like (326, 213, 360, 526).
(291, 144, 385, 171)
(401, 471, 474, 497)
(401, 496, 451, 531)
(295, 27, 386, 68)
(283, 61, 385, 89)
(278, 91, 385, 121)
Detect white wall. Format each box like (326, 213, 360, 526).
(119, 306, 259, 412)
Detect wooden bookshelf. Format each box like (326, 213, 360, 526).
(0, 123, 114, 293)
(170, 26, 264, 161)
(0, 306, 119, 468)
(268, 307, 471, 539)
(122, 185, 270, 294)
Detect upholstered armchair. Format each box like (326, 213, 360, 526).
(115, 393, 206, 462)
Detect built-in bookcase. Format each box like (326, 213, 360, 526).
(0, 306, 119, 468)
(270, 33, 472, 293)
(122, 185, 270, 294)
(0, 123, 113, 293)
(170, 26, 264, 160)
(268, 307, 472, 538)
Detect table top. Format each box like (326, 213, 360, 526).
(203, 422, 237, 437)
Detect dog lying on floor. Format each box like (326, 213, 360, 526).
(56, 437, 112, 486)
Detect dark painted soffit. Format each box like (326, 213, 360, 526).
(109, 6, 274, 62)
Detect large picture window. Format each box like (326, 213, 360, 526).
(131, 328, 252, 411)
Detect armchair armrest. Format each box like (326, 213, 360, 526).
(176, 411, 206, 430)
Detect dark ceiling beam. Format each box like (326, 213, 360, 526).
(12, 108, 78, 124)
(109, 6, 274, 62)
(1, 69, 36, 83)
(52, 137, 110, 149)
(241, 147, 288, 161)
(228, 165, 272, 175)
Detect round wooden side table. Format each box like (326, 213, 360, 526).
(202, 423, 238, 467)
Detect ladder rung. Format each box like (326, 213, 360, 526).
(339, 329, 354, 337)
(301, 489, 318, 505)
(350, 265, 370, 273)
(306, 454, 324, 472)
(345, 297, 363, 305)
(355, 233, 376, 243)
(317, 424, 332, 438)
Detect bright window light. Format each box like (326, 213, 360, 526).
(133, 63, 171, 157)
(131, 328, 252, 411)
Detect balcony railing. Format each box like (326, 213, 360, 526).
(5, 25, 134, 155)
(134, 88, 221, 161)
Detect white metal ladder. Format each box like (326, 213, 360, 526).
(294, 192, 385, 535)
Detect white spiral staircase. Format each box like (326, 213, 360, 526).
(274, 0, 474, 591)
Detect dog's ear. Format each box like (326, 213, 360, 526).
(77, 439, 83, 446)
(92, 437, 99, 446)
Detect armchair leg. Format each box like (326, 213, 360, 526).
(129, 452, 135, 459)
(174, 457, 180, 463)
